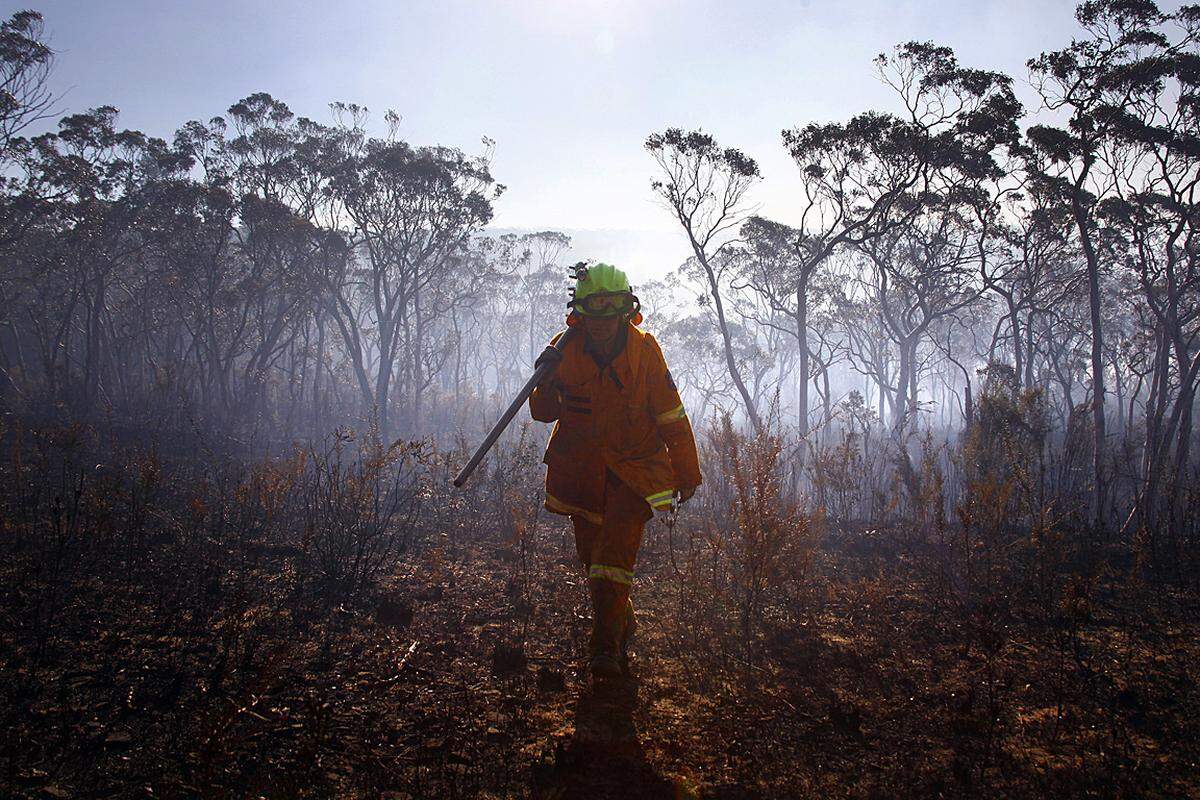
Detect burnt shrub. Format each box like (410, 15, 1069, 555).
(298, 426, 422, 606)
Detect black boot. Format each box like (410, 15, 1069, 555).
(587, 578, 629, 685)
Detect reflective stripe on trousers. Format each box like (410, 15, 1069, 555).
(589, 563, 634, 585)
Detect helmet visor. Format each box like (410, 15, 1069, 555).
(577, 291, 634, 317)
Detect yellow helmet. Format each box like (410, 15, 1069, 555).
(569, 262, 638, 318)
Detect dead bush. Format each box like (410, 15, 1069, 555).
(298, 426, 422, 606)
(710, 412, 821, 659)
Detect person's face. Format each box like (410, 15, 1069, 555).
(582, 313, 621, 345)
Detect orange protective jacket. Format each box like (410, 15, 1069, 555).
(528, 321, 702, 523)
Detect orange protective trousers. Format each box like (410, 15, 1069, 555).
(572, 471, 652, 577)
(572, 472, 652, 656)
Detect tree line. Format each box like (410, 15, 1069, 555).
(0, 11, 578, 447)
(643, 2, 1200, 552)
(0, 3, 1198, 556)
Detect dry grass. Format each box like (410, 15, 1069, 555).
(0, 416, 1197, 798)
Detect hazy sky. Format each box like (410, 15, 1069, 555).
(17, 0, 1089, 273)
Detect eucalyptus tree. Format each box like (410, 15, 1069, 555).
(733, 285, 793, 417)
(1024, 0, 1200, 527)
(646, 128, 763, 432)
(0, 10, 53, 146)
(0, 9, 55, 252)
(327, 122, 500, 435)
(779, 113, 922, 431)
(233, 194, 325, 426)
(516, 230, 570, 364)
(927, 304, 988, 428)
(639, 271, 735, 424)
(778, 41, 1019, 438)
(983, 188, 1081, 394)
(728, 216, 819, 432)
(833, 274, 898, 424)
(165, 96, 327, 431)
(141, 174, 237, 419)
(804, 267, 851, 433)
(728, 216, 807, 423)
(19, 108, 180, 415)
(1071, 0, 1200, 544)
(859, 199, 985, 430)
(439, 232, 525, 410)
(728, 218, 851, 437)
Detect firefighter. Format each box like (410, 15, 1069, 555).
(528, 263, 701, 684)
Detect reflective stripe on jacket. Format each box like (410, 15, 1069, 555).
(529, 321, 702, 519)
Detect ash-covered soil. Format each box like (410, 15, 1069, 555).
(3, 509, 1198, 799)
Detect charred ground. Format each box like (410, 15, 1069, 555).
(1, 422, 1197, 800)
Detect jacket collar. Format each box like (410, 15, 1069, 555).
(572, 321, 644, 389)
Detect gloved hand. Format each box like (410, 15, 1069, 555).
(534, 346, 563, 388)
(677, 484, 698, 504)
(534, 345, 563, 370)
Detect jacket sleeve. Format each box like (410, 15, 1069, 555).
(528, 331, 565, 422)
(529, 381, 561, 422)
(645, 335, 702, 491)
